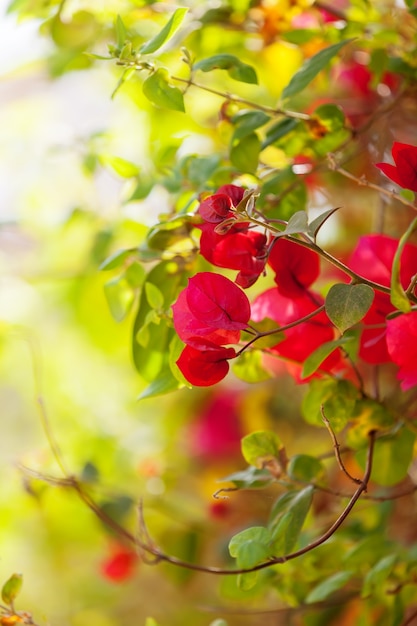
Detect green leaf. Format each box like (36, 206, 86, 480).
(229, 526, 271, 558)
(241, 430, 283, 468)
(219, 466, 274, 490)
(232, 111, 271, 141)
(139, 8, 188, 55)
(325, 283, 375, 334)
(361, 554, 397, 598)
(262, 118, 299, 149)
(356, 427, 415, 487)
(104, 275, 134, 322)
(132, 260, 188, 381)
(99, 248, 136, 271)
(282, 39, 354, 100)
(230, 132, 261, 174)
(277, 211, 309, 237)
(232, 350, 271, 383)
(138, 365, 183, 399)
(143, 69, 185, 112)
(305, 571, 353, 604)
(145, 282, 164, 309)
(347, 399, 395, 449)
(194, 54, 258, 84)
(301, 336, 352, 379)
(50, 11, 99, 49)
(100, 154, 139, 178)
(302, 378, 360, 431)
(269, 486, 314, 554)
(115, 15, 127, 50)
(287, 455, 325, 483)
(390, 216, 417, 313)
(2, 573, 23, 606)
(237, 571, 259, 591)
(308, 207, 341, 239)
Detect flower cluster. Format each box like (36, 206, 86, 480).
(172, 272, 251, 386)
(172, 154, 417, 390)
(197, 184, 268, 288)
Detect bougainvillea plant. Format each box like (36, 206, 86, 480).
(7, 1, 417, 624)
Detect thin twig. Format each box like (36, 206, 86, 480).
(328, 155, 417, 213)
(321, 406, 361, 485)
(20, 431, 376, 576)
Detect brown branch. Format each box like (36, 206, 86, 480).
(321, 406, 361, 485)
(19, 431, 376, 576)
(328, 154, 417, 214)
(239, 305, 326, 355)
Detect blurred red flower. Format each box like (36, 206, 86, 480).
(348, 234, 417, 363)
(376, 142, 417, 192)
(386, 312, 417, 390)
(101, 544, 138, 582)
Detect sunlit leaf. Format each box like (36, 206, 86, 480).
(194, 54, 258, 84)
(145, 282, 164, 309)
(219, 466, 274, 489)
(232, 111, 271, 141)
(229, 526, 270, 558)
(140, 8, 188, 55)
(301, 336, 352, 379)
(269, 486, 313, 554)
(306, 571, 353, 604)
(99, 248, 136, 271)
(232, 350, 271, 383)
(143, 69, 185, 112)
(104, 275, 135, 322)
(325, 283, 375, 333)
(262, 118, 299, 149)
(302, 378, 360, 430)
(356, 427, 415, 486)
(390, 216, 417, 312)
(115, 15, 127, 50)
(287, 455, 325, 483)
(241, 430, 283, 468)
(230, 133, 261, 174)
(138, 365, 183, 399)
(308, 207, 341, 239)
(100, 154, 140, 178)
(2, 574, 23, 606)
(361, 554, 397, 598)
(282, 39, 355, 100)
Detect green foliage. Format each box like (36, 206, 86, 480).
(3, 2, 417, 625)
(282, 39, 355, 100)
(241, 430, 284, 468)
(325, 284, 375, 334)
(194, 54, 258, 84)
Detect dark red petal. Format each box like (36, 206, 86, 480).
(268, 238, 320, 298)
(251, 288, 336, 367)
(216, 184, 245, 206)
(198, 193, 233, 223)
(172, 289, 241, 346)
(176, 344, 236, 386)
(375, 162, 405, 188)
(186, 272, 251, 330)
(394, 148, 417, 192)
(386, 312, 417, 390)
